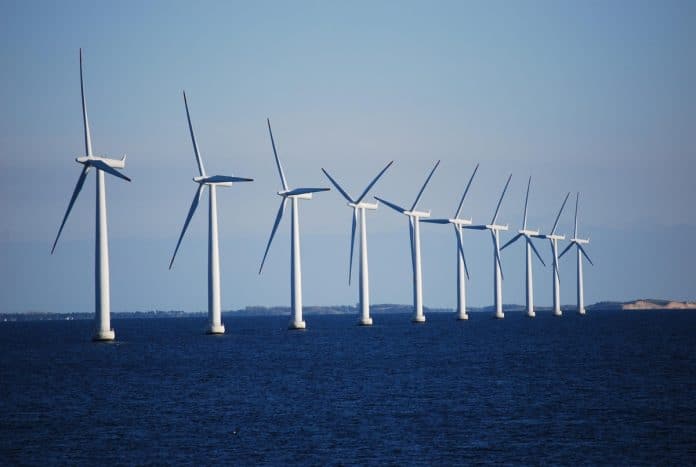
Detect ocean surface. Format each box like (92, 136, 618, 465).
(1, 310, 694, 465)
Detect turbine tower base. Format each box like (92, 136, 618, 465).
(495, 311, 505, 319)
(554, 310, 563, 317)
(288, 320, 306, 330)
(457, 313, 469, 321)
(358, 317, 373, 326)
(578, 308, 586, 315)
(411, 315, 426, 324)
(527, 310, 536, 318)
(92, 329, 115, 342)
(206, 324, 225, 335)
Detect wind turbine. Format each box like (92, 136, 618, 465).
(422, 163, 479, 320)
(375, 160, 440, 324)
(259, 119, 330, 330)
(464, 174, 512, 319)
(51, 49, 131, 341)
(559, 192, 593, 315)
(321, 161, 394, 326)
(168, 91, 253, 335)
(532, 192, 570, 317)
(500, 177, 546, 318)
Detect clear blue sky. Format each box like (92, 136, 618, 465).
(1, 0, 694, 313)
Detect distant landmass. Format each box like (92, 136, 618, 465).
(587, 299, 696, 311)
(2, 299, 694, 321)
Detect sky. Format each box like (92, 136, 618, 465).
(1, 0, 695, 314)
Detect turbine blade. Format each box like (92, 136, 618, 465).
(374, 196, 406, 214)
(169, 185, 204, 269)
(454, 163, 479, 219)
(462, 247, 470, 281)
(409, 217, 416, 273)
(348, 208, 357, 285)
(491, 174, 512, 225)
(355, 160, 394, 204)
(421, 218, 450, 224)
(501, 233, 522, 251)
(79, 48, 93, 156)
(258, 198, 287, 273)
(551, 192, 571, 235)
(559, 241, 574, 259)
(579, 244, 594, 266)
(321, 168, 353, 203)
(574, 192, 580, 238)
(411, 160, 440, 211)
(267, 118, 288, 190)
(283, 187, 330, 197)
(522, 176, 531, 229)
(89, 160, 131, 182)
(528, 237, 546, 266)
(51, 165, 90, 254)
(183, 91, 206, 177)
(491, 230, 505, 280)
(551, 241, 560, 280)
(454, 225, 470, 280)
(204, 175, 254, 183)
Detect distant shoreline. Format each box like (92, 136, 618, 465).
(2, 299, 695, 322)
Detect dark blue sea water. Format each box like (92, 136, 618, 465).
(1, 310, 695, 465)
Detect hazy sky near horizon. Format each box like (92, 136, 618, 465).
(1, 1, 695, 314)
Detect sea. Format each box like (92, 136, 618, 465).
(1, 310, 694, 465)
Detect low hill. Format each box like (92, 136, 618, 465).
(588, 299, 696, 311)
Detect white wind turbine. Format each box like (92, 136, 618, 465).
(259, 119, 330, 330)
(532, 192, 570, 317)
(375, 160, 440, 324)
(422, 163, 479, 320)
(464, 174, 512, 319)
(51, 49, 131, 341)
(500, 176, 546, 318)
(169, 91, 253, 334)
(559, 192, 593, 315)
(321, 161, 394, 326)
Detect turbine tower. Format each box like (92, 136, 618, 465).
(464, 174, 512, 319)
(169, 92, 253, 335)
(532, 192, 570, 317)
(422, 163, 479, 320)
(375, 160, 440, 324)
(559, 192, 594, 315)
(51, 49, 131, 341)
(500, 177, 546, 318)
(259, 119, 329, 330)
(321, 161, 394, 326)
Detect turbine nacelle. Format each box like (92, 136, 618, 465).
(192, 175, 254, 186)
(405, 209, 431, 218)
(519, 228, 539, 236)
(486, 224, 509, 232)
(571, 237, 590, 245)
(277, 187, 330, 199)
(76, 155, 126, 169)
(195, 178, 231, 187)
(536, 233, 565, 241)
(450, 218, 473, 226)
(422, 217, 472, 226)
(281, 191, 312, 199)
(348, 201, 378, 210)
